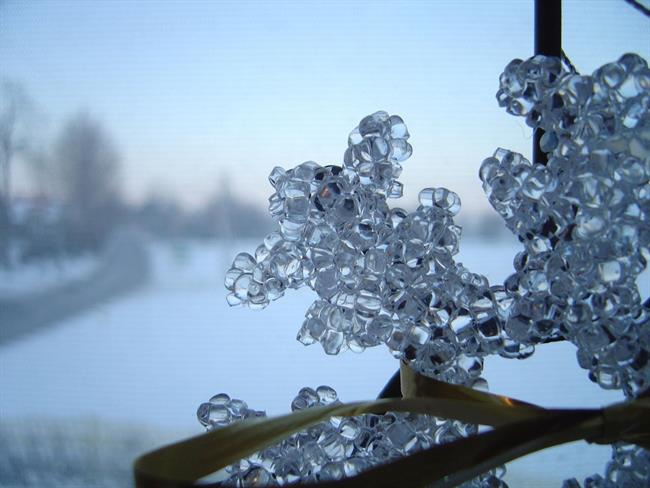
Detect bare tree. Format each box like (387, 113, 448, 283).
(0, 81, 31, 204)
(0, 80, 32, 265)
(23, 145, 52, 198)
(54, 112, 122, 252)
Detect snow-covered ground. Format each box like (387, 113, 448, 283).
(0, 256, 97, 299)
(1, 237, 648, 487)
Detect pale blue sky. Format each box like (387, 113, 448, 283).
(1, 0, 648, 214)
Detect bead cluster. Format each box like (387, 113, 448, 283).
(220, 53, 649, 486)
(198, 386, 505, 487)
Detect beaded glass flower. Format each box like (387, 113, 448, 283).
(207, 53, 649, 487)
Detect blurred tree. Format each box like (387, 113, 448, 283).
(54, 113, 122, 252)
(24, 145, 54, 199)
(0, 80, 33, 266)
(213, 174, 233, 240)
(198, 186, 273, 239)
(133, 191, 186, 239)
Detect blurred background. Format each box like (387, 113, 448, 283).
(0, 1, 648, 486)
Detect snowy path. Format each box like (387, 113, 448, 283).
(0, 229, 150, 346)
(1, 237, 648, 487)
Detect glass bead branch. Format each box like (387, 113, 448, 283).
(219, 51, 649, 486)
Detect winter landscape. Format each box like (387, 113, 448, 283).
(2, 236, 647, 487)
(1, 1, 648, 486)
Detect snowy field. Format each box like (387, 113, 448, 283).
(1, 237, 648, 487)
(0, 255, 97, 299)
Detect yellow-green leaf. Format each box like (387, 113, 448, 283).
(134, 374, 650, 488)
